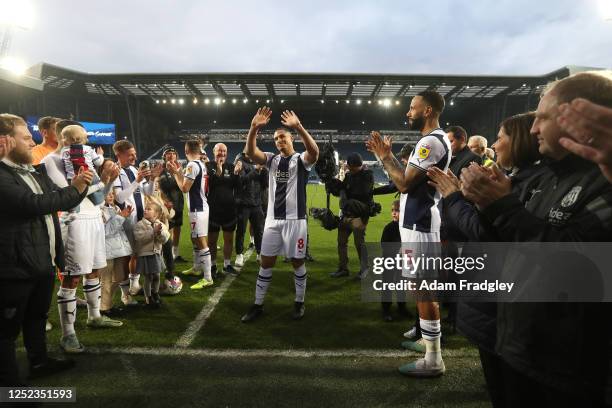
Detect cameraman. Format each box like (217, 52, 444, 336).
(331, 153, 374, 279)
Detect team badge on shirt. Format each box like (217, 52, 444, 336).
(185, 166, 192, 176)
(418, 144, 431, 160)
(561, 186, 582, 208)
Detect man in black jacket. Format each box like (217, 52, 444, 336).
(234, 152, 268, 266)
(331, 153, 374, 278)
(461, 72, 612, 407)
(446, 125, 483, 176)
(0, 114, 92, 386)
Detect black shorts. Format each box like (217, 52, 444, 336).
(209, 217, 237, 232)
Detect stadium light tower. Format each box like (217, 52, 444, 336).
(0, 0, 35, 73)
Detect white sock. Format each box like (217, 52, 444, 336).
(198, 248, 212, 280)
(192, 247, 199, 271)
(294, 264, 307, 303)
(420, 318, 442, 365)
(119, 279, 130, 297)
(250, 236, 255, 245)
(129, 273, 140, 288)
(255, 267, 272, 305)
(224, 259, 231, 267)
(84, 278, 102, 319)
(173, 245, 179, 259)
(57, 287, 77, 337)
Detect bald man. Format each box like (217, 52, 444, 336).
(204, 143, 243, 279)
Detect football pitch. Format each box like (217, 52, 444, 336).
(21, 184, 491, 407)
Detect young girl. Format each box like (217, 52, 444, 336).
(133, 201, 171, 307)
(100, 188, 135, 314)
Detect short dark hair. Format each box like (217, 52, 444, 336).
(417, 90, 445, 115)
(274, 128, 292, 138)
(444, 125, 467, 141)
(185, 139, 202, 154)
(113, 139, 135, 155)
(500, 112, 540, 168)
(55, 119, 82, 135)
(37, 116, 60, 132)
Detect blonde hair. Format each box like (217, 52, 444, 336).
(145, 195, 170, 226)
(145, 200, 163, 220)
(62, 125, 88, 145)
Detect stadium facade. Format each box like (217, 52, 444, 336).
(0, 63, 589, 159)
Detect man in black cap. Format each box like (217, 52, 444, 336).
(331, 153, 374, 278)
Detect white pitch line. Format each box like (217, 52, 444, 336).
(174, 247, 255, 348)
(87, 346, 479, 359)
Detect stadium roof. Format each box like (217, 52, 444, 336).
(24, 63, 582, 103)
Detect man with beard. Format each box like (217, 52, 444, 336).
(367, 90, 451, 377)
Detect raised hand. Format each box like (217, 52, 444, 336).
(136, 167, 151, 183)
(366, 131, 393, 160)
(427, 167, 461, 198)
(100, 162, 120, 184)
(280, 110, 301, 129)
(150, 163, 163, 179)
(95, 146, 105, 157)
(251, 107, 272, 129)
(72, 167, 94, 194)
(119, 205, 133, 218)
(460, 163, 511, 208)
(557, 98, 612, 183)
(0, 135, 15, 159)
(166, 161, 180, 175)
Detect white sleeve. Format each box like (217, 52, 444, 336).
(299, 151, 315, 171)
(89, 147, 103, 167)
(41, 155, 69, 188)
(142, 180, 154, 196)
(113, 174, 140, 204)
(184, 161, 200, 181)
(60, 149, 75, 180)
(408, 135, 447, 172)
(264, 152, 275, 168)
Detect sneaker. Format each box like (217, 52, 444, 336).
(241, 304, 263, 323)
(223, 264, 240, 277)
(45, 321, 52, 332)
(235, 254, 244, 267)
(181, 266, 203, 276)
(160, 277, 183, 295)
(145, 295, 161, 309)
(398, 358, 445, 377)
(355, 268, 368, 280)
(60, 334, 84, 354)
(403, 326, 421, 340)
(190, 278, 214, 290)
(330, 269, 349, 278)
(292, 301, 305, 320)
(121, 293, 138, 306)
(129, 281, 141, 296)
(28, 357, 75, 380)
(76, 297, 87, 308)
(151, 292, 162, 305)
(87, 315, 123, 328)
(174, 255, 187, 263)
(401, 338, 426, 353)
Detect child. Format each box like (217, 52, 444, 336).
(380, 200, 408, 321)
(61, 125, 105, 207)
(100, 190, 136, 314)
(133, 201, 171, 307)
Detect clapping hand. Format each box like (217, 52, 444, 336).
(427, 167, 461, 198)
(119, 205, 133, 218)
(72, 167, 94, 194)
(366, 131, 393, 161)
(460, 163, 511, 208)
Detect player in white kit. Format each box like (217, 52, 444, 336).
(166, 139, 213, 289)
(367, 90, 450, 377)
(241, 107, 319, 322)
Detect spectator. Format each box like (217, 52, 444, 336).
(158, 147, 185, 262)
(380, 200, 408, 321)
(468, 135, 492, 166)
(445, 125, 483, 175)
(331, 153, 374, 279)
(234, 152, 267, 267)
(461, 71, 612, 407)
(484, 148, 495, 166)
(0, 113, 91, 386)
(31, 116, 60, 165)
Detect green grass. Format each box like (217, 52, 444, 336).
(20, 184, 491, 407)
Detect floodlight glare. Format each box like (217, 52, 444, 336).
(155, 100, 160, 104)
(0, 56, 27, 75)
(162, 100, 167, 104)
(320, 99, 324, 104)
(345, 99, 350, 104)
(178, 99, 184, 105)
(367, 100, 372, 104)
(232, 99, 237, 104)
(204, 98, 210, 105)
(266, 99, 270, 103)
(395, 100, 400, 105)
(356, 99, 362, 105)
(450, 100, 455, 106)
(214, 98, 221, 105)
(193, 98, 198, 104)
(171, 99, 176, 104)
(383, 99, 391, 107)
(243, 98, 248, 104)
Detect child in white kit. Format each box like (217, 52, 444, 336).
(60, 125, 105, 207)
(133, 201, 170, 308)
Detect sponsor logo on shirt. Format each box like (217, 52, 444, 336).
(418, 144, 431, 160)
(275, 170, 290, 183)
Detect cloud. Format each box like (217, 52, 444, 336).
(10, 0, 612, 75)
